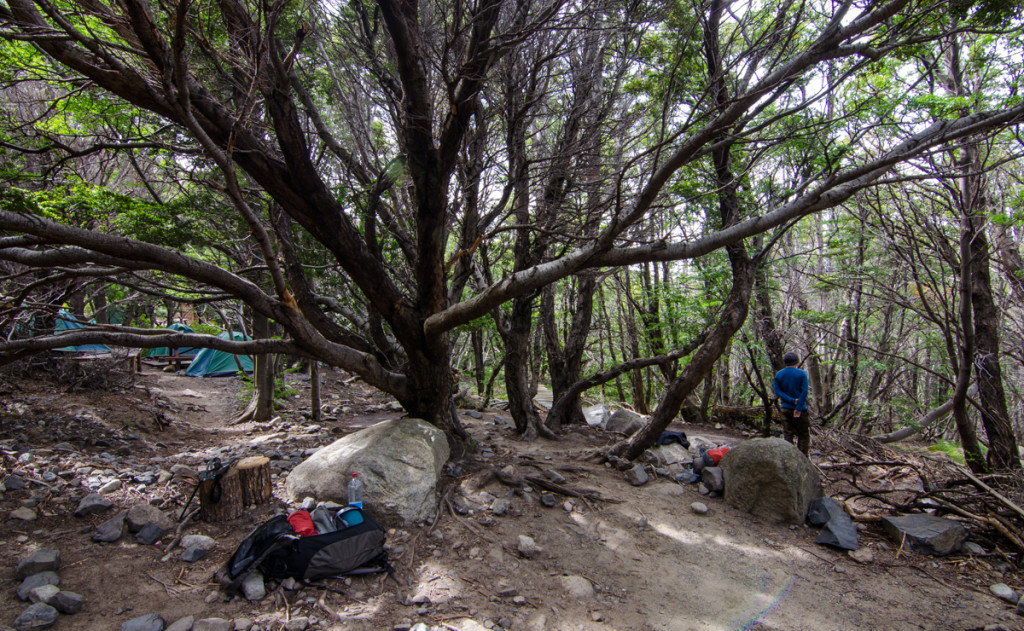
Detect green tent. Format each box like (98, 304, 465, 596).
(148, 322, 198, 358)
(185, 331, 253, 377)
(53, 310, 110, 353)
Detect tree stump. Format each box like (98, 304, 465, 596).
(237, 456, 272, 507)
(198, 466, 243, 522)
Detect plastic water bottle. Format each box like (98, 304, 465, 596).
(347, 472, 364, 509)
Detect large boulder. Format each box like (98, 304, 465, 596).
(721, 438, 822, 525)
(285, 418, 449, 524)
(606, 410, 645, 436)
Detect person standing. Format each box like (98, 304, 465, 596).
(774, 351, 810, 455)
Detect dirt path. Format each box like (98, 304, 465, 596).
(1, 365, 1020, 631)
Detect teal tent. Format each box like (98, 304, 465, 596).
(54, 310, 110, 353)
(149, 322, 198, 358)
(185, 331, 254, 377)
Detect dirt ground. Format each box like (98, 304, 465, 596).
(1, 360, 1022, 631)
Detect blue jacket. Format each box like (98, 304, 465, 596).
(774, 366, 809, 411)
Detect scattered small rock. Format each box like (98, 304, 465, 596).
(700, 467, 725, 494)
(17, 572, 60, 602)
(13, 603, 58, 631)
(544, 469, 567, 484)
(181, 547, 207, 562)
(193, 618, 232, 631)
(127, 503, 175, 533)
(181, 534, 216, 551)
(121, 613, 165, 631)
(848, 548, 874, 564)
(517, 535, 540, 558)
(28, 584, 60, 605)
(17, 549, 61, 579)
(52, 591, 83, 615)
(233, 618, 252, 631)
(540, 493, 556, 507)
(490, 498, 511, 516)
(283, 618, 308, 631)
(990, 583, 1018, 604)
(135, 522, 166, 545)
(624, 464, 649, 486)
(93, 512, 126, 543)
(560, 574, 595, 599)
(165, 615, 194, 631)
(74, 493, 114, 517)
(10, 507, 38, 521)
(690, 502, 709, 515)
(242, 572, 266, 601)
(98, 479, 122, 494)
(962, 541, 985, 556)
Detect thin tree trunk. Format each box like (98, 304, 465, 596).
(310, 361, 321, 423)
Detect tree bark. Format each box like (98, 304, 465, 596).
(310, 360, 321, 423)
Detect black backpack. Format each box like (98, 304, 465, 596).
(218, 506, 391, 594)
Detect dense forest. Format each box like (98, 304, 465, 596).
(1, 0, 1023, 471)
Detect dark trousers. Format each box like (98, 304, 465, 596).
(782, 408, 811, 456)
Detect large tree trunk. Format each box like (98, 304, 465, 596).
(497, 297, 549, 439)
(946, 34, 1019, 471)
(253, 313, 274, 423)
(962, 158, 1020, 470)
(471, 328, 486, 394)
(542, 274, 597, 431)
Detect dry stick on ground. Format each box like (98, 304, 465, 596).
(819, 460, 932, 491)
(932, 497, 1024, 553)
(957, 467, 1024, 522)
(443, 497, 497, 544)
(160, 508, 200, 561)
(524, 475, 622, 504)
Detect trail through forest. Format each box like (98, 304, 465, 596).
(1, 364, 1021, 631)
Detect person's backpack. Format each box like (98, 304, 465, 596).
(217, 506, 391, 594)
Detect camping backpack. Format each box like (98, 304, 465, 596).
(218, 505, 391, 594)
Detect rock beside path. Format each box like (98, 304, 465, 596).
(286, 418, 449, 524)
(881, 513, 967, 556)
(121, 613, 166, 631)
(74, 493, 114, 517)
(721, 438, 822, 525)
(16, 549, 61, 579)
(13, 603, 58, 631)
(16, 572, 60, 602)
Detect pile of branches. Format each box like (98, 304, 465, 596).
(814, 428, 1024, 564)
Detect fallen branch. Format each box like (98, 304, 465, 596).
(524, 475, 622, 504)
(957, 467, 1024, 522)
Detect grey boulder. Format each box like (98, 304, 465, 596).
(807, 496, 846, 526)
(606, 410, 645, 436)
(16, 572, 59, 602)
(16, 549, 61, 579)
(52, 591, 83, 614)
(74, 493, 114, 517)
(816, 512, 860, 551)
(193, 619, 232, 631)
(13, 603, 58, 631)
(93, 512, 126, 543)
(121, 614, 166, 631)
(721, 438, 822, 525)
(701, 467, 725, 494)
(285, 418, 449, 524)
(126, 503, 175, 533)
(624, 464, 649, 486)
(881, 513, 968, 556)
